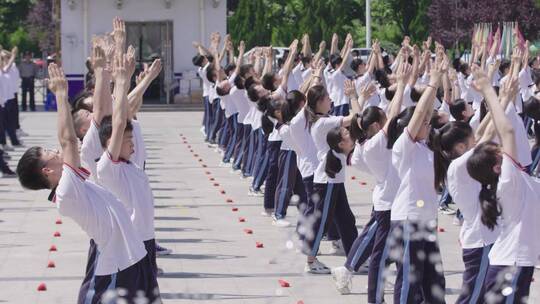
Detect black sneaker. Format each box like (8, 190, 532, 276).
(155, 244, 172, 256)
(1, 169, 16, 178)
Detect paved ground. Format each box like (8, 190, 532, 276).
(0, 111, 538, 304)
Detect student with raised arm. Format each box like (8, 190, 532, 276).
(16, 63, 160, 304)
(332, 60, 410, 300)
(302, 78, 361, 274)
(96, 51, 160, 279)
(328, 34, 354, 116)
(467, 67, 539, 304)
(385, 53, 449, 304)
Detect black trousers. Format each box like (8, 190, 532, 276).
(0, 101, 20, 145)
(484, 265, 534, 304)
(456, 244, 492, 304)
(303, 183, 358, 257)
(84, 254, 161, 304)
(387, 220, 446, 304)
(21, 77, 35, 111)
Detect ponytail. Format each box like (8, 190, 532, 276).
(478, 183, 502, 230)
(350, 106, 386, 143)
(430, 121, 473, 192)
(260, 96, 288, 136)
(466, 142, 502, 230)
(325, 150, 343, 178)
(386, 106, 416, 149)
(325, 127, 344, 178)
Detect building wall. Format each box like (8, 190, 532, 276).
(60, 0, 226, 97)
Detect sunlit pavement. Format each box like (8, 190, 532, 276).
(0, 111, 538, 303)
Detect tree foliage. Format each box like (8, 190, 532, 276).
(0, 0, 37, 51)
(428, 0, 540, 49)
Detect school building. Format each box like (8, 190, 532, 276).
(60, 0, 226, 105)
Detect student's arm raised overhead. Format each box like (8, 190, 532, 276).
(253, 48, 263, 78)
(330, 33, 339, 55)
(383, 59, 410, 135)
(407, 45, 421, 87)
(91, 45, 112, 125)
(108, 53, 130, 161)
(127, 58, 162, 120)
(218, 34, 230, 64)
(279, 39, 299, 91)
(112, 17, 126, 55)
(49, 63, 80, 168)
(301, 33, 312, 59)
(262, 46, 273, 76)
(336, 34, 353, 73)
(233, 41, 245, 76)
(408, 50, 448, 139)
(227, 38, 235, 65)
(473, 67, 517, 159)
(2, 46, 17, 72)
(312, 41, 326, 66)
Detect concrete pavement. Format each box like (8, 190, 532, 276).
(0, 111, 538, 303)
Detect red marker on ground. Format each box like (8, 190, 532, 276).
(232, 207, 238, 212)
(438, 227, 445, 232)
(243, 228, 253, 234)
(37, 283, 47, 291)
(53, 231, 61, 237)
(226, 198, 234, 203)
(238, 217, 246, 222)
(351, 176, 356, 180)
(278, 279, 290, 287)
(47, 261, 55, 268)
(55, 219, 62, 225)
(255, 242, 264, 248)
(220, 190, 226, 194)
(49, 245, 57, 252)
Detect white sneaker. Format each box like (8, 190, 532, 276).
(327, 240, 346, 256)
(17, 129, 28, 137)
(248, 187, 264, 197)
(219, 161, 231, 168)
(438, 206, 456, 215)
(200, 126, 206, 136)
(260, 209, 273, 217)
(305, 259, 331, 274)
(331, 266, 353, 294)
(272, 218, 291, 228)
(453, 216, 464, 226)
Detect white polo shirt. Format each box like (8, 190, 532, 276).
(505, 103, 532, 167)
(199, 63, 212, 98)
(222, 74, 238, 118)
(391, 128, 438, 222)
(278, 66, 299, 92)
(447, 149, 500, 249)
(80, 119, 104, 182)
(328, 71, 348, 107)
(289, 109, 319, 178)
(131, 119, 147, 170)
(54, 164, 146, 275)
(230, 87, 250, 123)
(0, 71, 12, 104)
(97, 152, 155, 241)
(311, 115, 343, 183)
(361, 130, 399, 211)
(489, 154, 540, 266)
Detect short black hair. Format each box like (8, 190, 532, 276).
(261, 73, 276, 91)
(216, 83, 231, 96)
(17, 146, 50, 190)
(192, 54, 205, 67)
(98, 116, 134, 148)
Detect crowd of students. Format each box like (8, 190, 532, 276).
(16, 18, 166, 303)
(0, 46, 25, 178)
(192, 28, 540, 303)
(9, 13, 540, 303)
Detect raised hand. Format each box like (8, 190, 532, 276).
(500, 75, 519, 101)
(146, 58, 162, 80)
(48, 63, 68, 97)
(396, 62, 412, 85)
(92, 45, 106, 70)
(238, 40, 245, 54)
(112, 17, 126, 52)
(344, 79, 357, 99)
(359, 82, 377, 100)
(471, 65, 491, 90)
(192, 41, 201, 49)
(487, 58, 501, 80)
